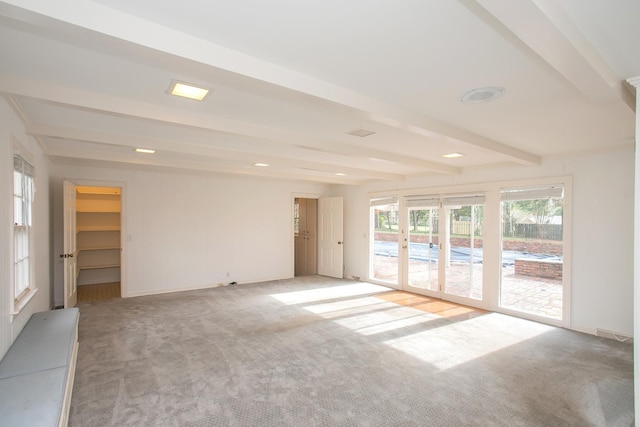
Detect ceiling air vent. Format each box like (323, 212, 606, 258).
(460, 86, 505, 104)
(347, 128, 376, 137)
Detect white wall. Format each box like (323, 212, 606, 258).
(0, 98, 51, 359)
(47, 145, 633, 336)
(331, 147, 634, 336)
(50, 163, 328, 302)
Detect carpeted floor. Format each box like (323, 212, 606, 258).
(69, 276, 634, 426)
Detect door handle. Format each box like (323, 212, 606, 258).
(338, 241, 343, 245)
(69, 253, 73, 258)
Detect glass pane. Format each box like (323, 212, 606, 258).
(444, 204, 483, 300)
(500, 194, 563, 319)
(371, 201, 399, 284)
(14, 195, 23, 225)
(15, 258, 29, 295)
(408, 207, 439, 290)
(294, 199, 300, 234)
(14, 227, 28, 260)
(13, 171, 22, 196)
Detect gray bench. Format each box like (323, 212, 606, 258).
(0, 308, 80, 427)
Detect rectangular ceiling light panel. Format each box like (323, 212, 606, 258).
(168, 80, 210, 101)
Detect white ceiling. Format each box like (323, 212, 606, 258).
(0, 0, 638, 185)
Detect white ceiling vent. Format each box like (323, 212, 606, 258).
(460, 86, 505, 104)
(347, 128, 376, 137)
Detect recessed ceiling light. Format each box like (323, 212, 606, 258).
(167, 80, 211, 101)
(253, 162, 269, 167)
(442, 152, 464, 158)
(335, 172, 347, 176)
(460, 86, 505, 104)
(135, 148, 155, 154)
(347, 128, 376, 137)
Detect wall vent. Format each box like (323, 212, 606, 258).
(595, 328, 632, 343)
(347, 128, 376, 137)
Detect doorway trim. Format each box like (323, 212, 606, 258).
(64, 178, 127, 298)
(291, 192, 320, 278)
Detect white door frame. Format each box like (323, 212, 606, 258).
(63, 178, 126, 297)
(318, 197, 344, 278)
(291, 193, 320, 277)
(63, 180, 77, 308)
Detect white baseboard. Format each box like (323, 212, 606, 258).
(125, 275, 293, 298)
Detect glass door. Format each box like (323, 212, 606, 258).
(442, 195, 484, 302)
(370, 197, 399, 287)
(405, 197, 439, 292)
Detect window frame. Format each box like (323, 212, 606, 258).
(11, 148, 38, 315)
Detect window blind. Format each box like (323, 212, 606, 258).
(442, 194, 485, 206)
(501, 186, 563, 201)
(405, 196, 439, 208)
(370, 196, 398, 207)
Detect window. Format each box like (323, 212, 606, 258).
(500, 185, 564, 320)
(13, 154, 35, 303)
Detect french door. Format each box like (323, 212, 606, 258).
(371, 194, 485, 305)
(405, 197, 439, 292)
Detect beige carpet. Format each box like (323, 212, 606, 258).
(70, 276, 633, 426)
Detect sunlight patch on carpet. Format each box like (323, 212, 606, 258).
(301, 296, 394, 318)
(270, 283, 390, 305)
(383, 312, 554, 371)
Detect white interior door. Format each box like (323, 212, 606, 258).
(318, 197, 343, 278)
(63, 180, 77, 308)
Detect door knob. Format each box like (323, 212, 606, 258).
(338, 241, 343, 245)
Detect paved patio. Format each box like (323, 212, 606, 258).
(372, 255, 562, 320)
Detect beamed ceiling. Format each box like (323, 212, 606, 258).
(0, 0, 638, 184)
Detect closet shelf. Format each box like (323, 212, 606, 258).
(78, 263, 120, 271)
(78, 246, 120, 251)
(76, 225, 120, 232)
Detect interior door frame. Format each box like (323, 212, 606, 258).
(291, 192, 320, 278)
(63, 180, 77, 308)
(317, 196, 344, 278)
(64, 178, 127, 298)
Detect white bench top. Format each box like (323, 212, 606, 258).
(0, 308, 79, 379)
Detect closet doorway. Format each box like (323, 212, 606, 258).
(75, 185, 122, 302)
(294, 198, 317, 276)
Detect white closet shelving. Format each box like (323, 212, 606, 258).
(75, 187, 121, 286)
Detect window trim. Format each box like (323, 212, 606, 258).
(367, 175, 572, 328)
(11, 141, 37, 316)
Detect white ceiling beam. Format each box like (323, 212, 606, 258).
(463, 0, 633, 110)
(4, 76, 456, 175)
(28, 123, 406, 182)
(44, 146, 368, 186)
(0, 0, 539, 166)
